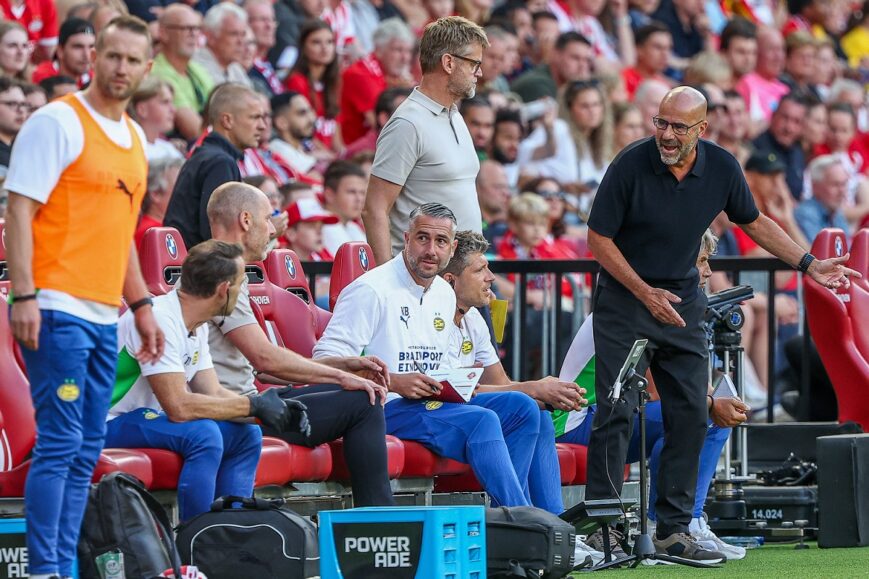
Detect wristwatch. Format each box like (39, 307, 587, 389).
(129, 297, 154, 312)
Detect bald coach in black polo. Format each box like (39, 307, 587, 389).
(583, 86, 859, 563)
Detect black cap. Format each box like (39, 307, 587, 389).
(745, 150, 786, 174)
(59, 18, 95, 46)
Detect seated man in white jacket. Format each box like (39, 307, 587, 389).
(314, 203, 564, 515)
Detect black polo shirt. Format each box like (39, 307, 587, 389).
(588, 137, 759, 299)
(164, 132, 243, 249)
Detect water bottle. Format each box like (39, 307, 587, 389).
(95, 550, 125, 579)
(719, 536, 763, 549)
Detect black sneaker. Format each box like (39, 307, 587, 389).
(586, 527, 628, 560)
(653, 532, 726, 566)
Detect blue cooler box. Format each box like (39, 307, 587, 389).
(0, 518, 79, 579)
(319, 506, 486, 579)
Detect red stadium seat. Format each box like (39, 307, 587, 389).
(433, 443, 579, 494)
(848, 282, 869, 365)
(327, 435, 405, 481)
(138, 227, 187, 296)
(264, 249, 332, 337)
(247, 263, 319, 357)
(850, 228, 868, 288)
(286, 443, 333, 482)
(254, 437, 294, 487)
(398, 441, 470, 478)
(329, 242, 375, 311)
(804, 229, 869, 430)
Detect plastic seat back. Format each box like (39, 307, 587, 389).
(247, 263, 319, 357)
(329, 242, 375, 311)
(0, 304, 35, 469)
(264, 249, 332, 337)
(850, 228, 868, 289)
(265, 249, 312, 303)
(138, 227, 187, 296)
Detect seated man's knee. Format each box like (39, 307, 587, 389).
(182, 420, 225, 459)
(500, 391, 541, 423)
(237, 422, 263, 453)
(467, 407, 504, 442)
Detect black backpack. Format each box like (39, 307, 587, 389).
(486, 506, 576, 578)
(78, 472, 182, 579)
(176, 496, 320, 579)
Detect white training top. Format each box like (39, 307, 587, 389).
(313, 253, 456, 402)
(108, 291, 213, 419)
(446, 306, 500, 369)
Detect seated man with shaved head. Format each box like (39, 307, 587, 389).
(584, 86, 859, 564)
(205, 181, 396, 508)
(165, 83, 268, 249)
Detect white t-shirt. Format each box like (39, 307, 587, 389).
(321, 220, 367, 256)
(447, 307, 500, 369)
(5, 92, 148, 325)
(270, 138, 317, 174)
(516, 119, 579, 186)
(108, 290, 213, 419)
(146, 138, 184, 162)
(313, 253, 456, 402)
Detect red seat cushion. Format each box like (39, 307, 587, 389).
(286, 443, 333, 482)
(555, 443, 577, 485)
(133, 448, 183, 490)
(97, 449, 154, 488)
(398, 441, 470, 478)
(255, 437, 293, 487)
(562, 443, 630, 485)
(328, 435, 405, 480)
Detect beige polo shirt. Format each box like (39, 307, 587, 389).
(371, 87, 482, 257)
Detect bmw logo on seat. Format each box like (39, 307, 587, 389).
(166, 234, 178, 259)
(359, 247, 370, 271)
(285, 254, 297, 278)
(835, 236, 844, 257)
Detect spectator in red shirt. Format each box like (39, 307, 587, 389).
(341, 86, 411, 159)
(622, 21, 673, 100)
(813, 103, 869, 223)
(0, 21, 31, 81)
(339, 18, 415, 147)
(135, 156, 185, 250)
(781, 0, 824, 38)
(0, 0, 58, 62)
(31, 18, 94, 87)
(285, 19, 342, 154)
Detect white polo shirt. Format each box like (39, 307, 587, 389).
(371, 87, 482, 258)
(313, 253, 456, 402)
(446, 306, 500, 369)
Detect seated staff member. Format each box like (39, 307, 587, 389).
(205, 181, 395, 508)
(105, 240, 309, 521)
(314, 203, 553, 513)
(557, 230, 749, 560)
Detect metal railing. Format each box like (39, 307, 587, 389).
(301, 257, 799, 423)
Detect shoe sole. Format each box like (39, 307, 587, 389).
(663, 554, 726, 566)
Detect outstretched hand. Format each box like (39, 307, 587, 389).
(808, 253, 861, 290)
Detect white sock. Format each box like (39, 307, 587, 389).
(688, 517, 704, 534)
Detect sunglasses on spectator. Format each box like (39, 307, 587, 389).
(0, 100, 28, 111)
(537, 190, 566, 200)
(652, 116, 703, 135)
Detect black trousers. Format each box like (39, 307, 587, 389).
(586, 284, 708, 537)
(264, 383, 395, 507)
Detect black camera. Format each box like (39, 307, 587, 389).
(704, 285, 754, 344)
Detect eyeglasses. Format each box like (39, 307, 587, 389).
(450, 53, 482, 74)
(538, 190, 565, 200)
(164, 24, 201, 34)
(0, 100, 28, 111)
(652, 116, 703, 136)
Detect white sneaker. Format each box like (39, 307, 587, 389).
(574, 538, 605, 568)
(690, 514, 746, 560)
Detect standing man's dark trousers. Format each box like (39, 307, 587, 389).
(586, 283, 709, 537)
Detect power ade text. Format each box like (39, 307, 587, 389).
(345, 536, 411, 568)
(0, 547, 27, 578)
